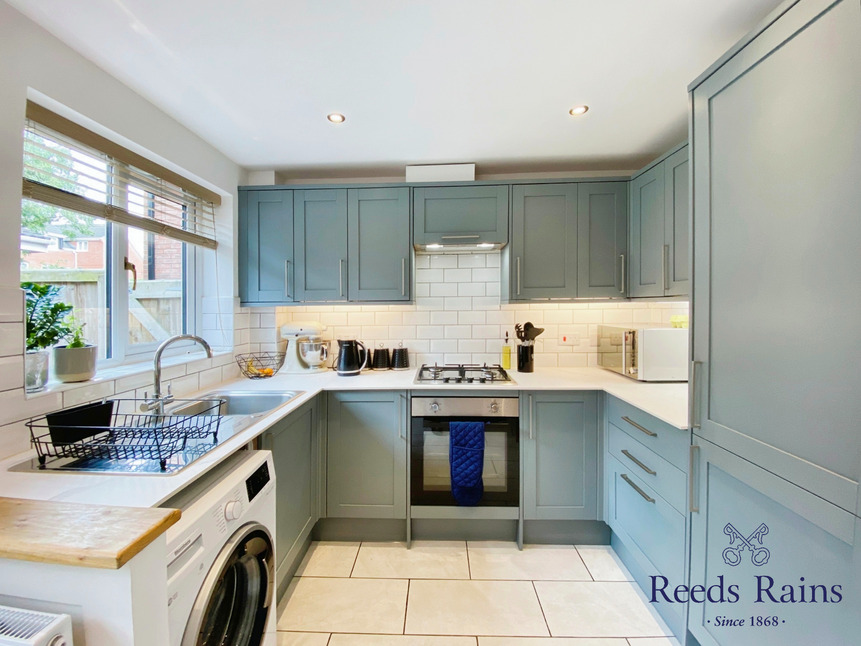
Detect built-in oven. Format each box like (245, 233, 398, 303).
(410, 396, 519, 507)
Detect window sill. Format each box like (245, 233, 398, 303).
(26, 349, 234, 400)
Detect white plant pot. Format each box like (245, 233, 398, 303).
(52, 345, 98, 383)
(25, 349, 50, 393)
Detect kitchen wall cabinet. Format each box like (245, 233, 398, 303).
(413, 185, 509, 247)
(259, 398, 319, 594)
(577, 182, 628, 298)
(690, 0, 861, 517)
(294, 189, 349, 302)
(629, 144, 688, 298)
(347, 187, 411, 301)
(522, 391, 599, 520)
(238, 189, 293, 305)
(688, 437, 860, 645)
(506, 182, 627, 301)
(508, 184, 578, 299)
(327, 391, 408, 519)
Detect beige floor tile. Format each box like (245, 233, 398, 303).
(295, 541, 360, 577)
(279, 577, 408, 634)
(480, 639, 627, 645)
(352, 541, 470, 579)
(626, 639, 681, 646)
(575, 546, 634, 582)
(534, 582, 672, 638)
(330, 635, 476, 645)
(405, 580, 549, 637)
(277, 633, 331, 646)
(467, 542, 591, 581)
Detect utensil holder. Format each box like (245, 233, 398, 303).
(517, 344, 534, 372)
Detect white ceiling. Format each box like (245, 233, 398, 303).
(8, 0, 784, 178)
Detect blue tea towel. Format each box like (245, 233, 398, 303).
(449, 421, 485, 506)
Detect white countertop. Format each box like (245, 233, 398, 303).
(0, 367, 688, 509)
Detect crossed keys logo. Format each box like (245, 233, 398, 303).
(722, 523, 770, 566)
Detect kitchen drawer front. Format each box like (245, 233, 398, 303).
(607, 396, 688, 471)
(608, 422, 686, 513)
(606, 453, 686, 587)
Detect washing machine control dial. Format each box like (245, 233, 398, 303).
(223, 499, 244, 521)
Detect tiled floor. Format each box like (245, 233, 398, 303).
(277, 541, 679, 646)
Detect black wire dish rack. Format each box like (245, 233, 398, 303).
(26, 398, 223, 472)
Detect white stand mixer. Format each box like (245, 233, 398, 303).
(280, 322, 329, 373)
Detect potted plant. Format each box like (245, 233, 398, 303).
(22, 282, 72, 392)
(53, 317, 98, 383)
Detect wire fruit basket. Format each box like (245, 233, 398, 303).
(26, 398, 223, 472)
(235, 352, 285, 378)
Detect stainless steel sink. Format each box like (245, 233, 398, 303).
(169, 390, 302, 417)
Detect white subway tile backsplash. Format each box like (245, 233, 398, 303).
(270, 252, 689, 369)
(0, 356, 24, 392)
(0, 324, 24, 358)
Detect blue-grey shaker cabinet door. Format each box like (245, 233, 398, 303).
(294, 189, 348, 302)
(510, 184, 578, 299)
(664, 146, 689, 297)
(326, 391, 407, 519)
(688, 438, 860, 646)
(690, 0, 861, 516)
(628, 164, 665, 297)
(522, 391, 599, 520)
(577, 182, 628, 298)
(348, 187, 410, 302)
(259, 400, 317, 594)
(239, 189, 293, 304)
(413, 185, 509, 246)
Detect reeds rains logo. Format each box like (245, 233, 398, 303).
(650, 522, 844, 606)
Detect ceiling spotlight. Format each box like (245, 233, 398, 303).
(327, 113, 346, 124)
(568, 105, 589, 116)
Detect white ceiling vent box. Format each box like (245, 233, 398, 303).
(406, 163, 475, 183)
(0, 605, 73, 646)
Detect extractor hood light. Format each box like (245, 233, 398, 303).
(568, 105, 589, 116)
(327, 113, 346, 123)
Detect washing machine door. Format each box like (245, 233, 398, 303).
(182, 523, 275, 646)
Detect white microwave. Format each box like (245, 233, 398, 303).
(597, 325, 689, 382)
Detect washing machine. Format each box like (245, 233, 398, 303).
(162, 450, 277, 646)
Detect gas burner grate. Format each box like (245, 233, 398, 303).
(414, 363, 513, 385)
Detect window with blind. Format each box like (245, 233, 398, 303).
(20, 101, 219, 363)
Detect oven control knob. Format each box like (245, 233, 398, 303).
(224, 499, 244, 521)
(489, 401, 499, 414)
(429, 402, 440, 413)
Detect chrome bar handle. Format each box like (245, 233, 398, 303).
(622, 415, 657, 437)
(621, 474, 655, 503)
(689, 444, 700, 513)
(284, 260, 292, 299)
(516, 257, 522, 296)
(401, 258, 406, 296)
(528, 394, 534, 440)
(398, 393, 406, 440)
(619, 254, 626, 295)
(662, 244, 670, 291)
(441, 234, 480, 240)
(621, 449, 656, 475)
(691, 360, 702, 429)
(339, 258, 345, 298)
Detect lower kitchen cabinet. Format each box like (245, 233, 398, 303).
(327, 391, 408, 519)
(258, 397, 319, 593)
(522, 392, 599, 520)
(688, 437, 861, 646)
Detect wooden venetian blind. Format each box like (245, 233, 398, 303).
(22, 101, 220, 249)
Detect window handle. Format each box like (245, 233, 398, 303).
(124, 256, 137, 290)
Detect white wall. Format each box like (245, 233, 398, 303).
(0, 2, 246, 460)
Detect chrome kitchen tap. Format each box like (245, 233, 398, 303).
(143, 334, 213, 414)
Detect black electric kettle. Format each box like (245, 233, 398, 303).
(336, 339, 368, 376)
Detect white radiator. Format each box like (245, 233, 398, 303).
(0, 605, 72, 646)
